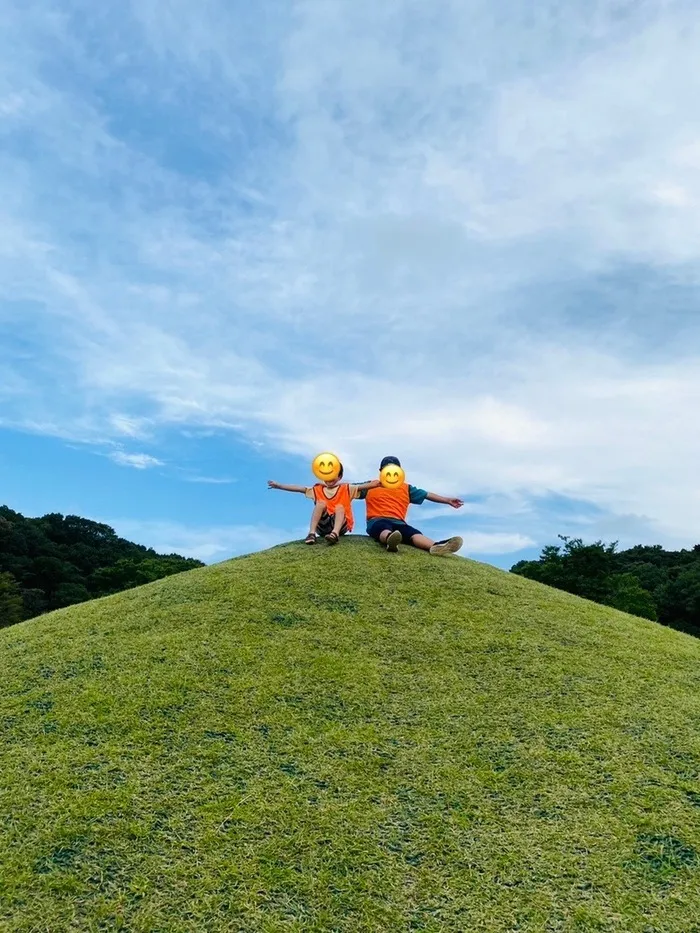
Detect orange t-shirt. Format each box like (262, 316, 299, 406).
(308, 482, 356, 532)
(364, 483, 411, 523)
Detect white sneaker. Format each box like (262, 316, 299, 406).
(429, 536, 463, 556)
(386, 530, 402, 552)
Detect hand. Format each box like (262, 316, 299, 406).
(268, 480, 280, 489)
(369, 478, 381, 488)
(448, 498, 464, 509)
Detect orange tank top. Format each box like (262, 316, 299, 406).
(313, 483, 354, 532)
(365, 484, 411, 523)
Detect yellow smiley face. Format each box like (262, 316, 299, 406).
(380, 464, 406, 488)
(312, 452, 341, 482)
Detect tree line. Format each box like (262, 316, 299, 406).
(511, 536, 700, 637)
(0, 506, 203, 628)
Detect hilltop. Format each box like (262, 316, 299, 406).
(1, 537, 700, 932)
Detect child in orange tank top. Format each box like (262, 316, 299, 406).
(268, 463, 379, 545)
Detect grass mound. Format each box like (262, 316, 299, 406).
(1, 537, 700, 932)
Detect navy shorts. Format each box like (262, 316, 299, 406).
(368, 519, 422, 544)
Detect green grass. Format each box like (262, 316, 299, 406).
(1, 537, 700, 932)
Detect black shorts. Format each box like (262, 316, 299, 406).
(368, 519, 422, 544)
(317, 510, 349, 537)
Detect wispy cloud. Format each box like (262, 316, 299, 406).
(109, 452, 164, 470)
(109, 518, 293, 563)
(2, 0, 700, 550)
(109, 519, 533, 563)
(458, 532, 536, 556)
(109, 414, 152, 440)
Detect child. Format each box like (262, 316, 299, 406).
(357, 456, 464, 555)
(268, 464, 379, 545)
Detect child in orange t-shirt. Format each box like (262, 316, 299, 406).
(357, 456, 464, 555)
(268, 464, 379, 545)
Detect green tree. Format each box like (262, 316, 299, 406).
(20, 589, 48, 619)
(512, 535, 700, 636)
(608, 573, 657, 621)
(53, 582, 92, 609)
(512, 536, 619, 604)
(0, 572, 24, 628)
(1, 504, 204, 620)
(657, 566, 700, 634)
(90, 556, 202, 595)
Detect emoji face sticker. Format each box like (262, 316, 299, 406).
(380, 464, 405, 489)
(312, 452, 341, 483)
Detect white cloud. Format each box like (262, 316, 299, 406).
(109, 451, 164, 470)
(651, 184, 691, 208)
(109, 519, 292, 563)
(107, 517, 531, 562)
(458, 532, 536, 556)
(246, 348, 700, 547)
(109, 414, 152, 439)
(2, 0, 700, 553)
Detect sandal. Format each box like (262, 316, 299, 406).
(305, 533, 317, 545)
(325, 531, 339, 546)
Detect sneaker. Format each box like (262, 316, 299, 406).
(429, 536, 463, 556)
(386, 530, 402, 552)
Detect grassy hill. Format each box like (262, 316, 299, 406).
(1, 537, 700, 933)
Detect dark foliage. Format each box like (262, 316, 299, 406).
(511, 536, 700, 637)
(0, 506, 204, 627)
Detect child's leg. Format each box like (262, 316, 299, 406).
(331, 505, 346, 536)
(323, 506, 348, 545)
(406, 524, 463, 555)
(376, 528, 395, 544)
(370, 522, 402, 552)
(309, 499, 326, 535)
(398, 523, 433, 551)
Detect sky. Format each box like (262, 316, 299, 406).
(2, 0, 700, 568)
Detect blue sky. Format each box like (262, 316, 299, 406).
(2, 0, 700, 568)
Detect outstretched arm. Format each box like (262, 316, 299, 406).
(426, 492, 463, 509)
(268, 481, 308, 494)
(354, 479, 381, 491)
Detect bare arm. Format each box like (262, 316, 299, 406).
(354, 479, 381, 491)
(426, 492, 463, 508)
(268, 481, 308, 494)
